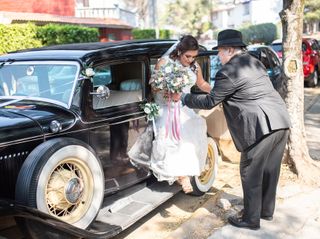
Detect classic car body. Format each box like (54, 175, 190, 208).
(0, 40, 219, 238)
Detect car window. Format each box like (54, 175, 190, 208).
(311, 40, 319, 51)
(260, 50, 271, 69)
(92, 65, 112, 87)
(209, 55, 221, 87)
(92, 61, 144, 109)
(302, 42, 307, 52)
(266, 49, 281, 68)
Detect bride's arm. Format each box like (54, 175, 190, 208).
(195, 62, 211, 93)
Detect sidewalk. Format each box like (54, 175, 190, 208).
(166, 88, 320, 239)
(305, 88, 320, 160)
(208, 186, 320, 239)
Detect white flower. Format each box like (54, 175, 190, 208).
(165, 66, 172, 73)
(85, 68, 95, 77)
(144, 107, 151, 114)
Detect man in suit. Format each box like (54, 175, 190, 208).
(181, 29, 291, 230)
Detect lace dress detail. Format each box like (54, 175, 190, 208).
(150, 57, 208, 184)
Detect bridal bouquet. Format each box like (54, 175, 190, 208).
(150, 60, 192, 96)
(149, 60, 192, 141)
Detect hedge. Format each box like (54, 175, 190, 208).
(239, 23, 278, 45)
(159, 29, 171, 39)
(0, 23, 99, 54)
(132, 29, 156, 39)
(0, 23, 42, 54)
(132, 29, 171, 39)
(37, 24, 99, 45)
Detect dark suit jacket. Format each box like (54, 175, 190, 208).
(184, 52, 291, 152)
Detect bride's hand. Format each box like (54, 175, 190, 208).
(171, 92, 181, 102)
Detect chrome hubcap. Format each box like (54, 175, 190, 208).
(65, 177, 84, 204)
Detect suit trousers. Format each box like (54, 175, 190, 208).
(240, 129, 289, 225)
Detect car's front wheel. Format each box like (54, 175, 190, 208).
(15, 138, 104, 230)
(308, 70, 318, 87)
(191, 137, 220, 196)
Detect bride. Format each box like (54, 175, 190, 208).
(150, 35, 211, 193)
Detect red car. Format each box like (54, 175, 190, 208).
(302, 38, 320, 87)
(270, 38, 320, 87)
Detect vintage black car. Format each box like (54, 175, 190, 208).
(0, 40, 219, 239)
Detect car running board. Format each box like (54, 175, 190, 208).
(87, 181, 181, 238)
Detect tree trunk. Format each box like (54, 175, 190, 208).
(280, 0, 320, 185)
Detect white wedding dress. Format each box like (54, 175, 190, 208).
(150, 57, 208, 183)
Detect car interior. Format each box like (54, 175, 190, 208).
(92, 61, 143, 109)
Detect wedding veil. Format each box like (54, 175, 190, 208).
(161, 40, 179, 58)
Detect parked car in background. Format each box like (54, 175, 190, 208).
(0, 40, 220, 239)
(270, 38, 320, 87)
(270, 39, 283, 61)
(209, 44, 283, 94)
(201, 39, 217, 51)
(248, 45, 283, 94)
(302, 38, 320, 87)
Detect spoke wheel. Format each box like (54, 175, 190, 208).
(191, 137, 220, 196)
(42, 158, 94, 224)
(15, 138, 104, 232)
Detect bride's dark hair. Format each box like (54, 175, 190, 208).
(170, 35, 199, 59)
(169, 35, 199, 71)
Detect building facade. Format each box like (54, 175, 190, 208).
(75, 0, 137, 27)
(0, 0, 75, 16)
(212, 0, 282, 29)
(0, 0, 133, 41)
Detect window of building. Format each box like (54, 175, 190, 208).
(243, 2, 250, 15)
(212, 13, 218, 20)
(107, 33, 116, 41)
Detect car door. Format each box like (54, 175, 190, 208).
(311, 39, 320, 70)
(86, 57, 151, 194)
(192, 50, 219, 93)
(265, 47, 283, 91)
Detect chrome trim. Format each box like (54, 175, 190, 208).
(79, 111, 145, 125)
(109, 115, 146, 126)
(0, 114, 146, 148)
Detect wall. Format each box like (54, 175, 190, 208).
(0, 0, 75, 16)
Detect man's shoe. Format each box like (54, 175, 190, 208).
(261, 215, 273, 221)
(228, 216, 260, 230)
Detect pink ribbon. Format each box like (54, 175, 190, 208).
(165, 94, 171, 138)
(165, 95, 181, 141)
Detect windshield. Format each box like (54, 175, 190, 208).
(0, 61, 80, 107)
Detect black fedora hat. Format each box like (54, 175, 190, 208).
(213, 29, 246, 49)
